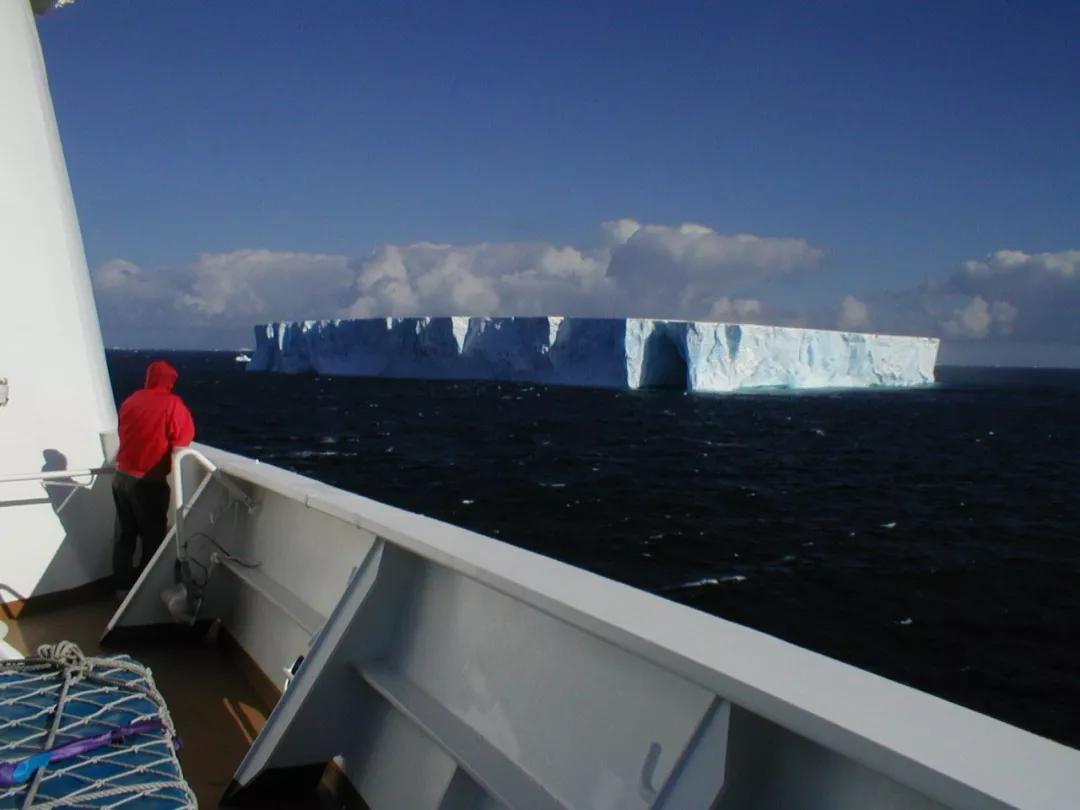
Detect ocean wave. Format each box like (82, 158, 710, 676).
(675, 574, 747, 589)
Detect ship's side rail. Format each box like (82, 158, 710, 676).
(0, 467, 110, 515)
(106, 443, 1078, 810)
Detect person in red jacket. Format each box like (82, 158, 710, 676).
(112, 359, 196, 594)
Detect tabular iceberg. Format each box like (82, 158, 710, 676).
(247, 317, 939, 392)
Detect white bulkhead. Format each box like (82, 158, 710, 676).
(0, 0, 118, 600)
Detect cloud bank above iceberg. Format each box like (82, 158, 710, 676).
(93, 220, 817, 347)
(838, 248, 1080, 348)
(91, 220, 1078, 358)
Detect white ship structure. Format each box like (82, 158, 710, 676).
(250, 317, 940, 392)
(1, 2, 1077, 807)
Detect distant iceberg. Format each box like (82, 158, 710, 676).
(247, 317, 939, 392)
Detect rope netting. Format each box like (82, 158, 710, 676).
(0, 642, 196, 809)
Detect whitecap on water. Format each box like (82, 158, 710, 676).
(680, 577, 720, 588)
(676, 574, 747, 589)
(288, 449, 345, 459)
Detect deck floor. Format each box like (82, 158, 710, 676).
(3, 596, 286, 808)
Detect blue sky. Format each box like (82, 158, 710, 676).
(38, 1, 1079, 363)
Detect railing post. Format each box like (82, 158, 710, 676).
(170, 447, 257, 562)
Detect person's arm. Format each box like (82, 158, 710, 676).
(167, 398, 196, 448)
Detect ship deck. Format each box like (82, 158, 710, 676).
(2, 594, 331, 808)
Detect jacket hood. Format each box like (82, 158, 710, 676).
(145, 360, 179, 391)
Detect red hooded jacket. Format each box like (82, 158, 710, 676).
(115, 360, 196, 479)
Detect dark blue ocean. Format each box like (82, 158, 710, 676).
(108, 351, 1080, 749)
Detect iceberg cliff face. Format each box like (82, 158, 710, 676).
(248, 317, 939, 392)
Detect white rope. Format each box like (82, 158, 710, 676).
(33, 641, 88, 675)
(28, 780, 190, 810)
(0, 642, 196, 809)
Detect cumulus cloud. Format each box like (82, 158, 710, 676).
(90, 219, 1076, 352)
(943, 296, 1017, 339)
(174, 250, 354, 319)
(606, 224, 824, 318)
(708, 297, 764, 321)
(599, 218, 644, 247)
(93, 250, 354, 348)
(343, 240, 612, 319)
(838, 295, 870, 330)
(93, 219, 821, 347)
(943, 249, 1079, 343)
(958, 249, 1079, 282)
(343, 220, 820, 322)
(851, 248, 1079, 344)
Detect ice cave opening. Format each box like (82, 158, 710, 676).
(640, 331, 688, 389)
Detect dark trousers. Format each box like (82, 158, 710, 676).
(112, 471, 171, 590)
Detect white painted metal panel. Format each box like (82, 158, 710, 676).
(386, 563, 717, 809)
(194, 444, 1080, 810)
(0, 1, 117, 601)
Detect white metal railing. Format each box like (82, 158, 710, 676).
(198, 442, 1080, 810)
(0, 467, 111, 485)
(0, 466, 113, 513)
(170, 448, 325, 641)
(171, 447, 256, 562)
(111, 448, 260, 629)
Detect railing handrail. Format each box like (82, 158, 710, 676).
(171, 446, 257, 562)
(172, 446, 256, 512)
(195, 441, 1080, 810)
(0, 467, 112, 485)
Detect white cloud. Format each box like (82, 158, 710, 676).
(941, 248, 1079, 341)
(944, 296, 993, 339)
(344, 240, 612, 318)
(604, 222, 824, 319)
(708, 297, 764, 321)
(92, 249, 355, 347)
(990, 300, 1018, 335)
(960, 249, 1079, 281)
(599, 218, 643, 247)
(844, 248, 1078, 344)
(93, 221, 822, 340)
(342, 219, 821, 322)
(942, 296, 1018, 340)
(175, 250, 354, 319)
(838, 295, 870, 330)
(90, 220, 1076, 351)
